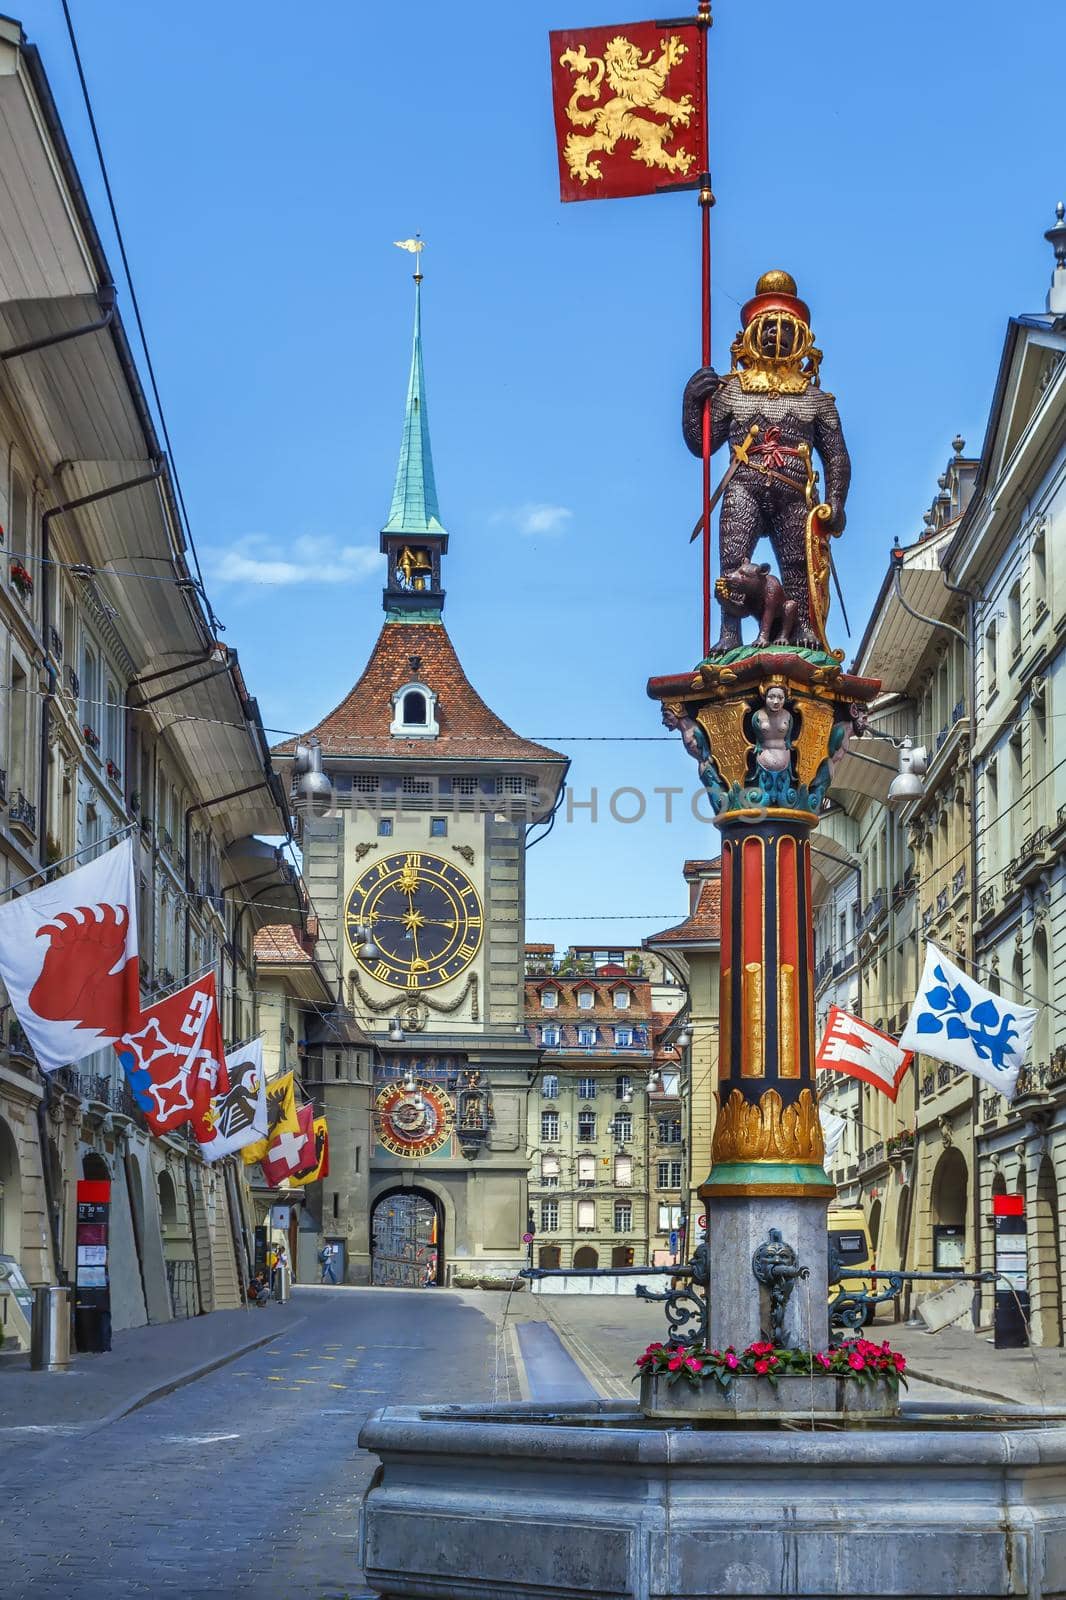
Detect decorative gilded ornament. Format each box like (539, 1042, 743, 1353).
(711, 1087, 825, 1166)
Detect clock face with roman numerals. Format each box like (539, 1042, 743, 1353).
(345, 851, 483, 990)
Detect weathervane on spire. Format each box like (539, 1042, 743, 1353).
(394, 235, 425, 283)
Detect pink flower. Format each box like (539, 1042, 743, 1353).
(685, 1357, 703, 1372)
(725, 1352, 739, 1370)
(893, 1352, 907, 1372)
(848, 1353, 865, 1371)
(668, 1355, 684, 1371)
(815, 1351, 831, 1369)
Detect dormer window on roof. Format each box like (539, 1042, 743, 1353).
(390, 680, 439, 738)
(613, 987, 631, 1010)
(577, 987, 595, 1009)
(541, 987, 558, 1009)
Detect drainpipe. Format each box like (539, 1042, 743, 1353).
(34, 1077, 66, 1285)
(0, 283, 116, 362)
(37, 460, 166, 871)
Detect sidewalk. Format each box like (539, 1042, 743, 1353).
(527, 1292, 1066, 1409)
(0, 1300, 301, 1436)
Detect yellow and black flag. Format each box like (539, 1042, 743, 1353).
(241, 1071, 299, 1165)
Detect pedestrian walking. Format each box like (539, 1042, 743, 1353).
(319, 1243, 337, 1284)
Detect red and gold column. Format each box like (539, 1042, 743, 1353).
(648, 651, 880, 1201)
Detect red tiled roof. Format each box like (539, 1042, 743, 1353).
(683, 859, 719, 876)
(272, 622, 565, 764)
(644, 878, 722, 946)
(525, 978, 652, 1020)
(254, 923, 317, 965)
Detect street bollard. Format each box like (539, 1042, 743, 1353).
(272, 1262, 290, 1304)
(30, 1283, 71, 1371)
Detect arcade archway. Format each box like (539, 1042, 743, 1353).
(370, 1188, 443, 1287)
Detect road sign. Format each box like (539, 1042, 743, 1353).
(697, 1214, 707, 1229)
(522, 1231, 534, 1244)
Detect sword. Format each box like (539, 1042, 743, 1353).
(829, 547, 851, 637)
(689, 424, 759, 542)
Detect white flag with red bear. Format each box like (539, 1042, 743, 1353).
(0, 837, 139, 1071)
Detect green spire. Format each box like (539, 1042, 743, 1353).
(383, 278, 447, 537)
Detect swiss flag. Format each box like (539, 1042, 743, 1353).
(115, 974, 229, 1136)
(816, 1006, 912, 1101)
(260, 1102, 315, 1188)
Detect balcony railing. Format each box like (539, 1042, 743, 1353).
(858, 1142, 885, 1174)
(0, 766, 6, 805)
(935, 726, 949, 751)
(1049, 1046, 1066, 1089)
(952, 866, 966, 897)
(936, 888, 949, 915)
(48, 625, 63, 662)
(979, 884, 997, 919)
(952, 698, 966, 722)
(8, 790, 36, 835)
(1004, 859, 1019, 895)
(922, 906, 933, 932)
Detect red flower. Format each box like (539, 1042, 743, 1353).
(667, 1355, 684, 1371)
(748, 1341, 774, 1356)
(893, 1352, 907, 1372)
(684, 1357, 703, 1372)
(754, 1357, 776, 1374)
(848, 1353, 866, 1371)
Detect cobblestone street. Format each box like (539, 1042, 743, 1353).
(0, 1287, 519, 1600)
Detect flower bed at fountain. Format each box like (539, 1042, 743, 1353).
(635, 1337, 906, 1422)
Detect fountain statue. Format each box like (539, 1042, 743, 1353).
(355, 270, 1066, 1598)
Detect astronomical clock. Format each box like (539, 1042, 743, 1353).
(374, 1078, 455, 1159)
(345, 851, 483, 991)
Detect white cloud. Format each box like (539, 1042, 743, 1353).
(494, 503, 574, 538)
(208, 534, 383, 588)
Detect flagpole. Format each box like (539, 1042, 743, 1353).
(697, 1, 714, 659)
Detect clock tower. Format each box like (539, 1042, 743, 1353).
(274, 274, 568, 1284)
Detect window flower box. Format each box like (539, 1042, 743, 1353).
(82, 724, 101, 752)
(636, 1338, 905, 1422)
(106, 759, 121, 784)
(9, 560, 33, 600)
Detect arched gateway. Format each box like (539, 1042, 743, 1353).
(371, 1188, 444, 1287)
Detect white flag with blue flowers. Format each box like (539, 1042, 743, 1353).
(899, 943, 1038, 1101)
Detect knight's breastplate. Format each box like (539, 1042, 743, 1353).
(729, 386, 821, 447)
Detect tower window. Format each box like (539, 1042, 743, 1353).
(403, 691, 427, 725)
(390, 680, 439, 738)
(378, 818, 394, 837)
(430, 816, 447, 838)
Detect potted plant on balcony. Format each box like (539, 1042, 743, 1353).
(9, 560, 33, 600)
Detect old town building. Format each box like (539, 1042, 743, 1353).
(810, 213, 1066, 1339)
(0, 20, 297, 1347)
(272, 277, 568, 1284)
(645, 859, 721, 1249)
(525, 952, 655, 1270)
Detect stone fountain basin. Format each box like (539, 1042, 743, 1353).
(358, 1398, 1066, 1599)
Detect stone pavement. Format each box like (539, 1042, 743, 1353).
(0, 1299, 298, 1449)
(0, 1285, 519, 1599)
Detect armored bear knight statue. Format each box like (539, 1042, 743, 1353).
(683, 270, 851, 653)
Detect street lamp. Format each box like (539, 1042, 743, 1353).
(390, 1019, 406, 1046)
(886, 738, 928, 811)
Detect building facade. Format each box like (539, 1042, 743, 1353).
(272, 279, 568, 1284)
(808, 214, 1066, 1339)
(0, 18, 297, 1347)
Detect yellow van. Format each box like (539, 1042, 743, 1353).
(827, 1207, 876, 1328)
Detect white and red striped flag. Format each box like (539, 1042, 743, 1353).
(816, 1005, 912, 1101)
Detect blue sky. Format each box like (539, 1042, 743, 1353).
(21, 0, 1061, 943)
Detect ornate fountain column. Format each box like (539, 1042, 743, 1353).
(649, 650, 878, 1351)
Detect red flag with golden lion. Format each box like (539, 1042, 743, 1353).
(548, 20, 706, 203)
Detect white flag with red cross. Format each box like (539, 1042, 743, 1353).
(816, 1005, 913, 1101)
(0, 836, 139, 1071)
